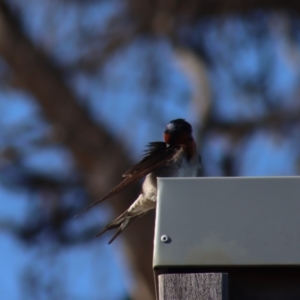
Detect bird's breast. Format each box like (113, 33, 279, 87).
(142, 152, 199, 196)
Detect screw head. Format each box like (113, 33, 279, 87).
(160, 235, 170, 243)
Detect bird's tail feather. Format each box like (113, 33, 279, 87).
(96, 210, 145, 244)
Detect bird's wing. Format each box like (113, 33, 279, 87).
(75, 142, 181, 216)
(123, 142, 175, 177)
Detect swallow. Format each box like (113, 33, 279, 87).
(77, 119, 201, 244)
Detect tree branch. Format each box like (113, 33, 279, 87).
(202, 110, 300, 139)
(0, 2, 154, 299)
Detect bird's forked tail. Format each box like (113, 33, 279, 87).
(96, 210, 146, 244)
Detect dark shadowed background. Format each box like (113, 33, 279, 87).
(0, 0, 300, 299)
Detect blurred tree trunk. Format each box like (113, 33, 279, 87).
(0, 2, 154, 300)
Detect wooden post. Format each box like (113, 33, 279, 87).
(158, 273, 228, 300)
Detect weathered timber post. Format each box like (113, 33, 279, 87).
(153, 177, 300, 300)
(158, 273, 228, 300)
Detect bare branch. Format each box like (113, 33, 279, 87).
(203, 110, 300, 138)
(0, 2, 154, 299)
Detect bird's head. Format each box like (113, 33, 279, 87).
(164, 119, 193, 146)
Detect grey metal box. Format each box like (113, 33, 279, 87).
(153, 177, 300, 268)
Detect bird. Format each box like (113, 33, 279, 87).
(77, 118, 201, 244)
